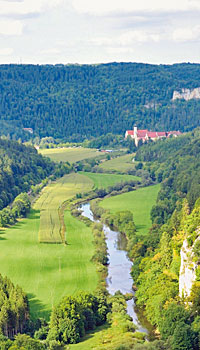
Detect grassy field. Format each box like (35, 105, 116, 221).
(68, 324, 110, 350)
(40, 147, 102, 163)
(34, 173, 93, 243)
(79, 172, 140, 189)
(0, 210, 98, 320)
(98, 153, 137, 173)
(100, 184, 160, 235)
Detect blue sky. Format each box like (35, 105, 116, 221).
(0, 0, 200, 64)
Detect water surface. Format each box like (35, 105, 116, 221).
(80, 202, 148, 332)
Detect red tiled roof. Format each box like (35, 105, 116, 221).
(147, 132, 158, 138)
(157, 132, 166, 137)
(137, 131, 148, 137)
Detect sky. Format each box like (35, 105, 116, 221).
(0, 0, 200, 65)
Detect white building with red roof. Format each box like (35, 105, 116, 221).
(125, 126, 181, 146)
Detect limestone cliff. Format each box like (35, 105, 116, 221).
(179, 233, 200, 298)
(172, 87, 200, 101)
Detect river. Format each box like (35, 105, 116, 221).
(80, 202, 148, 334)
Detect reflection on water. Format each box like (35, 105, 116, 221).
(80, 203, 148, 334)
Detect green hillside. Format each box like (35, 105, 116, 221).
(1, 63, 200, 141)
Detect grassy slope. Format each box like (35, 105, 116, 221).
(79, 172, 140, 189)
(100, 184, 160, 235)
(98, 153, 137, 173)
(68, 324, 110, 350)
(0, 210, 98, 320)
(34, 173, 93, 243)
(40, 147, 102, 163)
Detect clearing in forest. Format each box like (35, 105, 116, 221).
(39, 147, 102, 163)
(33, 173, 93, 243)
(100, 184, 160, 235)
(98, 153, 137, 173)
(79, 171, 140, 189)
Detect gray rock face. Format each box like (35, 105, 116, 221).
(172, 87, 200, 101)
(179, 239, 196, 298)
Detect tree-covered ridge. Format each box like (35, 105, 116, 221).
(1, 63, 200, 141)
(127, 129, 200, 349)
(0, 138, 54, 210)
(136, 129, 200, 224)
(0, 274, 29, 339)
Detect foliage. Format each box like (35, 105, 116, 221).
(0, 274, 29, 339)
(48, 291, 109, 344)
(1, 63, 200, 141)
(11, 334, 46, 350)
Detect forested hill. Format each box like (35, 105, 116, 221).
(0, 139, 54, 209)
(1, 62, 200, 141)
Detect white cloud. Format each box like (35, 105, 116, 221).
(0, 0, 63, 16)
(0, 47, 13, 55)
(172, 25, 200, 42)
(71, 0, 200, 15)
(0, 19, 23, 35)
(91, 30, 160, 47)
(118, 30, 160, 44)
(41, 48, 61, 54)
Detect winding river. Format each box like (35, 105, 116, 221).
(80, 202, 148, 334)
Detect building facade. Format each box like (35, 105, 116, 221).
(125, 126, 181, 147)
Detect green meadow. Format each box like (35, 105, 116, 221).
(79, 171, 140, 189)
(34, 173, 93, 243)
(0, 210, 98, 320)
(98, 153, 137, 173)
(40, 147, 102, 163)
(100, 184, 160, 235)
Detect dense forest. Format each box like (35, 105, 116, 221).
(0, 274, 29, 339)
(1, 63, 200, 141)
(0, 139, 54, 210)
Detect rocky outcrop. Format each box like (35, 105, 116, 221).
(179, 234, 200, 298)
(179, 239, 196, 298)
(172, 87, 200, 101)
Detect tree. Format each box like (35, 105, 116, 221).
(159, 303, 190, 340)
(171, 322, 198, 350)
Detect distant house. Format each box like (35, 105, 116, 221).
(125, 126, 181, 147)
